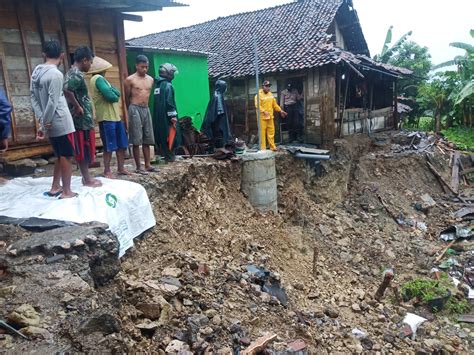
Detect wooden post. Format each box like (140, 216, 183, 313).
(86, 11, 95, 53)
(312, 246, 318, 276)
(56, 1, 71, 69)
(0, 56, 17, 143)
(393, 80, 399, 129)
(336, 66, 342, 137)
(244, 78, 249, 134)
(15, 2, 37, 136)
(115, 14, 129, 128)
(33, 1, 45, 46)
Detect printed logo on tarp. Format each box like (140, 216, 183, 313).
(105, 193, 118, 208)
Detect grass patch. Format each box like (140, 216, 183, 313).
(402, 278, 450, 303)
(445, 298, 472, 314)
(441, 126, 474, 151)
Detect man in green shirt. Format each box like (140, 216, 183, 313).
(64, 46, 101, 187)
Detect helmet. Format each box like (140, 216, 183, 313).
(159, 63, 178, 80)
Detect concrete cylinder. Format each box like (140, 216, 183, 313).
(241, 151, 277, 213)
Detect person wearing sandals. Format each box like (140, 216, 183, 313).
(89, 57, 131, 179)
(124, 55, 156, 175)
(64, 46, 102, 187)
(30, 40, 77, 199)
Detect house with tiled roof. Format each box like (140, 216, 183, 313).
(128, 0, 412, 147)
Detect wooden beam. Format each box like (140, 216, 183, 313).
(56, 0, 71, 69)
(451, 151, 460, 193)
(86, 11, 95, 53)
(0, 54, 17, 144)
(393, 80, 399, 129)
(14, 2, 38, 137)
(121, 13, 143, 22)
(33, 1, 45, 46)
(115, 14, 129, 129)
(0, 144, 52, 163)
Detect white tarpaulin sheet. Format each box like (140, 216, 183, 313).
(0, 176, 156, 257)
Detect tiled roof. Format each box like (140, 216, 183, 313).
(127, 0, 410, 78)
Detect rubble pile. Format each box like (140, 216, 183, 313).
(1, 131, 473, 353)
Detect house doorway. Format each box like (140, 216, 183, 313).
(277, 77, 305, 144)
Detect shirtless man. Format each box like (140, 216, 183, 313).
(124, 55, 155, 174)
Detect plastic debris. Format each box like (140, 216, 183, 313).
(402, 313, 427, 340)
(439, 222, 474, 241)
(352, 328, 367, 339)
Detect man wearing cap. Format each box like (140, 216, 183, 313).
(89, 57, 130, 178)
(254, 80, 287, 151)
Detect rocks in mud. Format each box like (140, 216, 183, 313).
(324, 306, 339, 319)
(162, 267, 182, 278)
(80, 313, 121, 335)
(4, 159, 37, 177)
(165, 339, 192, 353)
(7, 304, 41, 327)
(136, 303, 161, 321)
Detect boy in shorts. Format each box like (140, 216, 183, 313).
(64, 46, 102, 187)
(30, 40, 77, 198)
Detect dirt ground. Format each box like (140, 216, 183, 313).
(1, 131, 473, 353)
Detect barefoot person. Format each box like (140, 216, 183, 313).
(30, 40, 77, 198)
(124, 55, 155, 174)
(0, 88, 12, 153)
(89, 57, 130, 178)
(64, 46, 101, 187)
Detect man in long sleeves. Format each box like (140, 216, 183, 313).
(254, 80, 287, 151)
(89, 56, 130, 178)
(0, 88, 12, 153)
(30, 40, 77, 199)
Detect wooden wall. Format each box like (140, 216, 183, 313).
(0, 0, 127, 160)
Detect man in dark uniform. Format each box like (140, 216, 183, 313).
(153, 63, 180, 162)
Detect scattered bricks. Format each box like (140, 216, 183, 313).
(240, 337, 251, 346)
(399, 324, 413, 339)
(287, 339, 307, 352)
(45, 255, 65, 264)
(197, 263, 210, 276)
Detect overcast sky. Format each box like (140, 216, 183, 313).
(125, 0, 473, 66)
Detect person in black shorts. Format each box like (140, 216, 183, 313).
(30, 40, 77, 198)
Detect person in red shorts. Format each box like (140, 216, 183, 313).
(30, 40, 77, 199)
(64, 46, 101, 187)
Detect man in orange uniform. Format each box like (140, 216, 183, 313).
(254, 80, 287, 151)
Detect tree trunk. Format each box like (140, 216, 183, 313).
(435, 110, 441, 133)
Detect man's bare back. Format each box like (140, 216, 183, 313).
(125, 73, 154, 106)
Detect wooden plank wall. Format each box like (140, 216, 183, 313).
(0, 0, 125, 158)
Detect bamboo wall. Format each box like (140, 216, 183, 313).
(0, 0, 127, 160)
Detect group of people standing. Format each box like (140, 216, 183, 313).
(27, 40, 178, 199)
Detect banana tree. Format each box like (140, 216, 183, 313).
(374, 26, 413, 63)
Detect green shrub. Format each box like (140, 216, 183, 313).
(441, 127, 474, 151)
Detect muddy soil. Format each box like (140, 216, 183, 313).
(1, 132, 473, 353)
